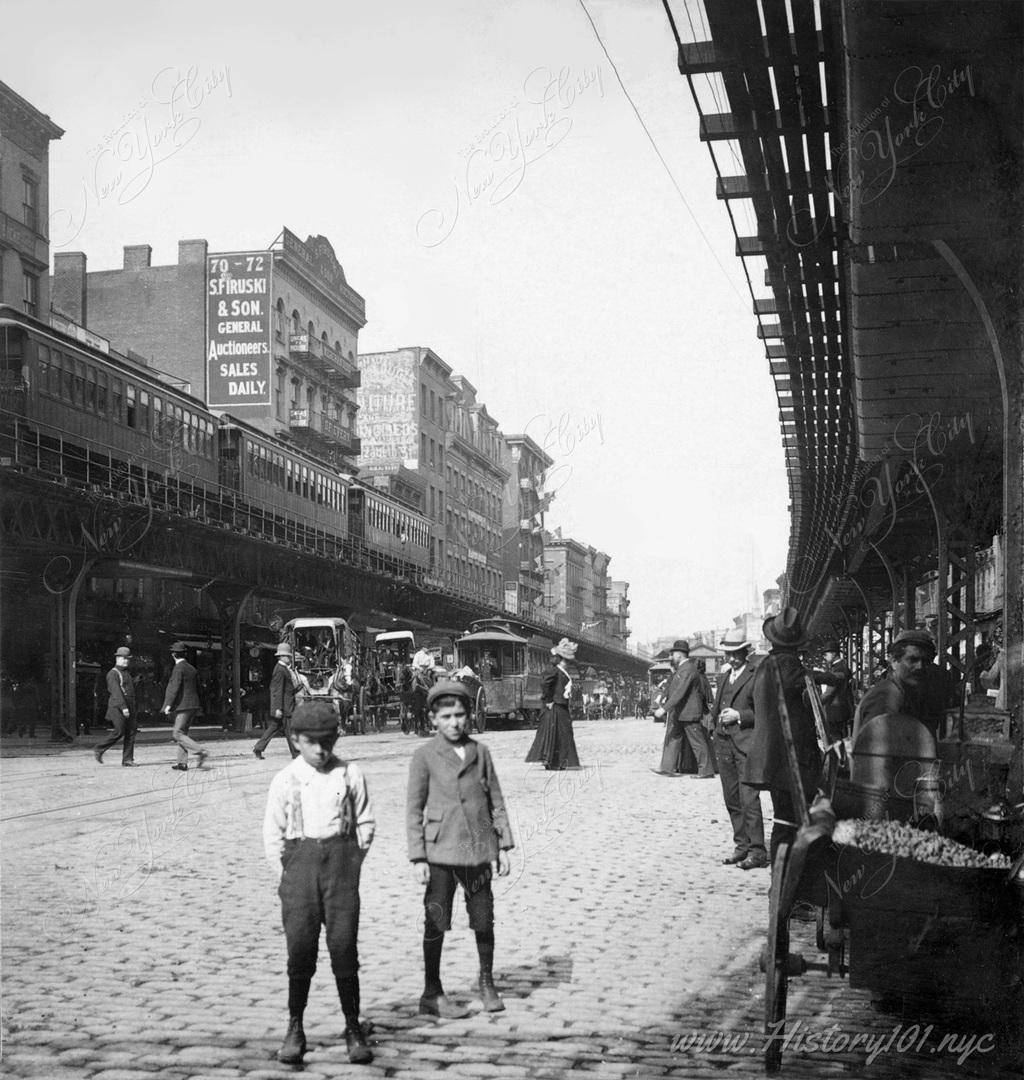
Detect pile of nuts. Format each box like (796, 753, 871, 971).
(833, 819, 1012, 869)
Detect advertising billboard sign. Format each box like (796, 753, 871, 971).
(206, 251, 272, 407)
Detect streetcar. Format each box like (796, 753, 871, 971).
(452, 617, 552, 730)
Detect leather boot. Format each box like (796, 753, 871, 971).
(345, 1020, 373, 1064)
(277, 1017, 306, 1064)
(419, 992, 469, 1018)
(478, 972, 505, 1012)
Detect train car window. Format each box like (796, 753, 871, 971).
(85, 368, 97, 413)
(126, 384, 137, 427)
(285, 457, 293, 492)
(152, 394, 161, 434)
(37, 344, 50, 392)
(111, 378, 123, 422)
(96, 371, 108, 416)
(59, 353, 72, 401)
(138, 390, 149, 431)
(301, 465, 309, 500)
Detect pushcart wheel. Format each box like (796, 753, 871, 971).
(474, 688, 487, 733)
(764, 840, 792, 1075)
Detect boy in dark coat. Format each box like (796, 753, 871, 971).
(407, 680, 514, 1017)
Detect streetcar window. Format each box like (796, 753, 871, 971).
(152, 394, 161, 434)
(86, 368, 98, 413)
(286, 458, 293, 493)
(126, 384, 137, 427)
(138, 390, 149, 431)
(97, 371, 108, 416)
(112, 378, 123, 422)
(190, 413, 199, 453)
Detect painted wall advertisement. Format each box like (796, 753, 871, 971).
(357, 352, 420, 465)
(206, 251, 272, 407)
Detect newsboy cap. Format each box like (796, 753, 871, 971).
(289, 700, 339, 736)
(427, 679, 473, 710)
(892, 628, 936, 652)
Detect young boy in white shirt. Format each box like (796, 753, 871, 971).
(263, 700, 375, 1065)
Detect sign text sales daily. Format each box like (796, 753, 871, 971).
(206, 253, 272, 407)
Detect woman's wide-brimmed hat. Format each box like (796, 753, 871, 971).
(719, 629, 750, 652)
(551, 638, 578, 660)
(762, 607, 806, 648)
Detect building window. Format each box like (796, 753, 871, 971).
(275, 299, 285, 342)
(292, 310, 301, 335)
(421, 432, 427, 463)
(22, 176, 38, 233)
(421, 384, 427, 416)
(22, 271, 38, 316)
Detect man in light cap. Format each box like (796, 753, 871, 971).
(710, 629, 766, 868)
(94, 646, 138, 766)
(852, 628, 952, 740)
(162, 642, 207, 771)
(254, 642, 302, 760)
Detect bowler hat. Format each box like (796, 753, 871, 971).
(551, 638, 578, 661)
(670, 639, 690, 654)
(892, 628, 936, 652)
(762, 607, 806, 648)
(114, 646, 132, 658)
(719, 629, 750, 652)
(289, 700, 339, 736)
(427, 679, 473, 710)
(275, 642, 293, 657)
(169, 641, 188, 654)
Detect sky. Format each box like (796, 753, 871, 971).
(9, 0, 791, 647)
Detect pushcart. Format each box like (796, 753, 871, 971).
(760, 657, 1024, 1074)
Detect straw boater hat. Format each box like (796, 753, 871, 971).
(551, 638, 578, 661)
(275, 642, 293, 657)
(762, 607, 806, 648)
(719, 629, 750, 653)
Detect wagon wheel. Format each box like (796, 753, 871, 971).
(474, 687, 487, 733)
(764, 839, 793, 1075)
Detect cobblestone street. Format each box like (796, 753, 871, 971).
(2, 718, 1021, 1079)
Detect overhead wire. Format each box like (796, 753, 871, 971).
(573, 0, 747, 306)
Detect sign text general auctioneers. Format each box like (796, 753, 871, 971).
(206, 251, 272, 407)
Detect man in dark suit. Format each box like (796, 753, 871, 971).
(162, 641, 207, 772)
(655, 640, 714, 778)
(810, 640, 854, 742)
(743, 608, 821, 862)
(94, 646, 138, 767)
(254, 643, 301, 759)
(711, 630, 766, 869)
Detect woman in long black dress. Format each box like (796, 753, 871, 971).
(525, 638, 581, 770)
